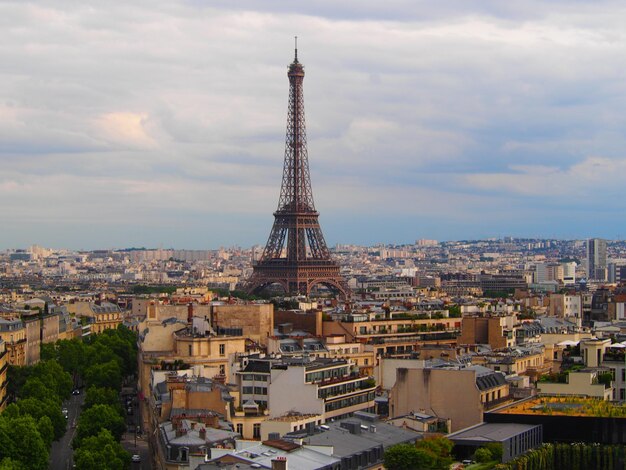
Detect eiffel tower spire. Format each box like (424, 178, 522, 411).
(246, 47, 349, 297)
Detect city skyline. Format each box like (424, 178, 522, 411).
(3, 2, 626, 249)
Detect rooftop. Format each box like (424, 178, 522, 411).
(267, 413, 321, 423)
(300, 413, 419, 455)
(449, 422, 541, 443)
(491, 396, 626, 418)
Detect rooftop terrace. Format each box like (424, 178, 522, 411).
(493, 396, 626, 418)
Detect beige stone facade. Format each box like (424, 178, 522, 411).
(389, 366, 510, 432)
(91, 310, 123, 334)
(260, 413, 322, 441)
(41, 312, 60, 344)
(458, 315, 517, 349)
(211, 304, 273, 347)
(23, 316, 41, 365)
(538, 370, 613, 400)
(0, 340, 7, 411)
(0, 318, 27, 366)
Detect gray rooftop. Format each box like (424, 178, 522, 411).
(449, 422, 541, 443)
(209, 441, 339, 470)
(302, 414, 419, 456)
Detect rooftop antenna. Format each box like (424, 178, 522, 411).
(294, 36, 298, 62)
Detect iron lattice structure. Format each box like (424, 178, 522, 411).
(246, 49, 350, 297)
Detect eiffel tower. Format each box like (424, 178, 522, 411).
(246, 45, 350, 298)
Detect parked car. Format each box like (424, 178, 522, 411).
(131, 454, 141, 462)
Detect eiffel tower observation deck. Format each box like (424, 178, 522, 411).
(246, 44, 350, 298)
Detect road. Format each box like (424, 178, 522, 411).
(48, 392, 84, 470)
(120, 392, 152, 470)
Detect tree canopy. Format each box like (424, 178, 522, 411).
(73, 429, 130, 470)
(73, 404, 126, 448)
(384, 437, 454, 470)
(0, 415, 48, 470)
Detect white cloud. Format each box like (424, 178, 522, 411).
(465, 157, 626, 198)
(2, 1, 626, 247)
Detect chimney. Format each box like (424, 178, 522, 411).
(190, 422, 196, 430)
(188, 303, 193, 323)
(199, 427, 206, 440)
(271, 456, 288, 470)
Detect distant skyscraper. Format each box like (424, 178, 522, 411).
(587, 238, 607, 281)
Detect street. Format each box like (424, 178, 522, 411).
(120, 391, 151, 470)
(48, 392, 85, 470)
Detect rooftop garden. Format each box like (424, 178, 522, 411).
(496, 396, 626, 418)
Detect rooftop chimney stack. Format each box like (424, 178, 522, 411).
(271, 456, 288, 470)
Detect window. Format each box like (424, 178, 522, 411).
(622, 369, 625, 382)
(188, 345, 192, 356)
(219, 364, 225, 375)
(621, 389, 625, 400)
(254, 387, 267, 395)
(253, 423, 261, 439)
(243, 386, 254, 394)
(219, 344, 225, 356)
(364, 359, 369, 365)
(236, 423, 243, 435)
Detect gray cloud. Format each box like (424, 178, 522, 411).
(2, 1, 626, 248)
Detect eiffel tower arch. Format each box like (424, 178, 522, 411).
(245, 46, 350, 298)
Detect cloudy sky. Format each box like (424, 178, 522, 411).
(2, 1, 626, 250)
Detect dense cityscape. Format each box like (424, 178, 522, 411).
(1, 234, 626, 469)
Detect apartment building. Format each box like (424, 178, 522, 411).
(237, 356, 376, 422)
(458, 315, 517, 349)
(0, 318, 26, 366)
(389, 364, 510, 432)
(0, 340, 7, 411)
(323, 314, 460, 359)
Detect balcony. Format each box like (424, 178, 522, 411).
(316, 372, 368, 388)
(483, 394, 514, 411)
(318, 377, 376, 399)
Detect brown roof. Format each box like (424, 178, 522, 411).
(262, 439, 301, 452)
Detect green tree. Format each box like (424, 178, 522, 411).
(0, 458, 25, 470)
(84, 360, 123, 391)
(73, 429, 130, 470)
(94, 332, 136, 376)
(416, 436, 454, 470)
(485, 442, 503, 462)
(6, 366, 31, 400)
(30, 360, 73, 399)
(85, 341, 119, 368)
(0, 416, 48, 470)
(474, 447, 493, 463)
(84, 386, 123, 415)
(384, 444, 437, 470)
(73, 404, 126, 447)
(448, 305, 462, 317)
(40, 343, 57, 362)
(37, 416, 54, 449)
(21, 378, 55, 403)
(55, 339, 90, 378)
(15, 397, 66, 440)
